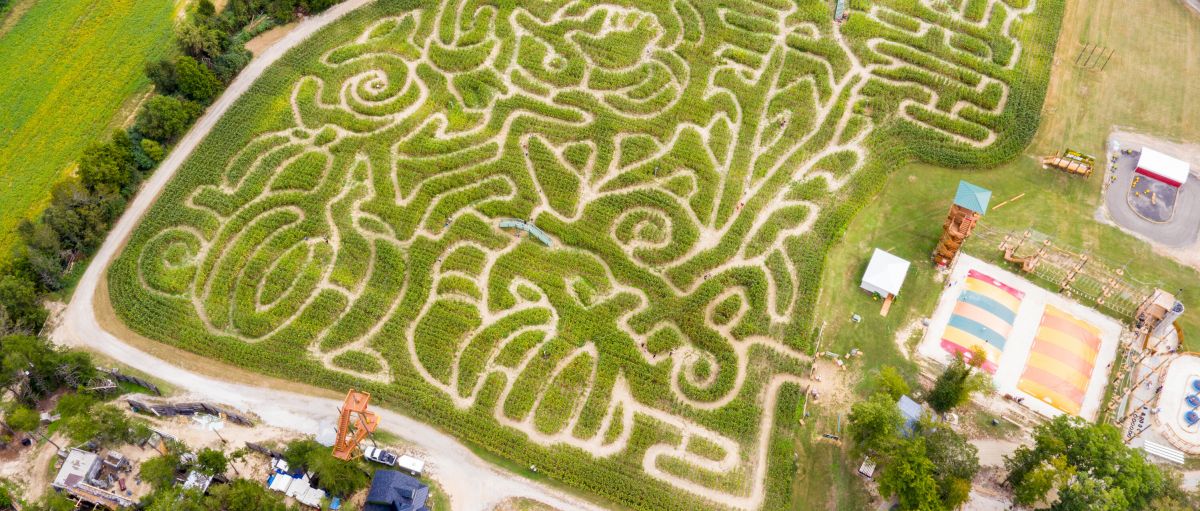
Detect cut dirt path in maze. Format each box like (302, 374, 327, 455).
(62, 0, 1044, 509)
(51, 1, 606, 510)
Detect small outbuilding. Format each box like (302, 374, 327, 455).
(364, 470, 430, 511)
(861, 248, 911, 315)
(1136, 147, 1190, 188)
(897, 395, 923, 437)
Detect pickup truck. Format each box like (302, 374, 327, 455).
(362, 446, 397, 466)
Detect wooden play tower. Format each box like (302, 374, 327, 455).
(933, 181, 991, 266)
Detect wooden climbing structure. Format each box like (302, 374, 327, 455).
(332, 389, 380, 461)
(933, 181, 991, 266)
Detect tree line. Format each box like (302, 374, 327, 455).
(847, 353, 1200, 510)
(0, 0, 344, 336)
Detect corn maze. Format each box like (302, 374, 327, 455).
(110, 0, 1062, 509)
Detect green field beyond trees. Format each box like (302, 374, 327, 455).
(0, 0, 176, 257)
(109, 0, 1063, 509)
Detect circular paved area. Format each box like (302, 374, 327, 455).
(1104, 150, 1200, 247)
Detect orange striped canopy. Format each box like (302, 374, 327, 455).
(1017, 306, 1101, 416)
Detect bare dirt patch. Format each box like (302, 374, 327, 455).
(0, 433, 64, 502)
(492, 497, 563, 511)
(245, 22, 298, 57)
(0, 0, 35, 38)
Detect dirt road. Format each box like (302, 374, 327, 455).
(49, 1, 592, 509)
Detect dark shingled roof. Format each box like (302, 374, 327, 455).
(363, 470, 430, 511)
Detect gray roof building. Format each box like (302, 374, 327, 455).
(363, 470, 430, 511)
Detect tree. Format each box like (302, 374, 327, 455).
(176, 56, 222, 103)
(1006, 416, 1172, 509)
(874, 365, 910, 400)
(144, 58, 178, 95)
(24, 492, 76, 511)
(1, 335, 94, 400)
(926, 350, 990, 414)
(205, 479, 298, 511)
(877, 438, 941, 511)
(921, 426, 978, 509)
(64, 404, 147, 446)
(136, 96, 202, 142)
(175, 20, 223, 60)
(196, 448, 228, 476)
(0, 275, 48, 332)
(282, 439, 370, 497)
(304, 448, 369, 496)
(140, 138, 165, 162)
(140, 453, 183, 490)
(5, 406, 40, 434)
(79, 131, 138, 191)
(196, 0, 216, 17)
(54, 393, 96, 418)
(847, 393, 902, 454)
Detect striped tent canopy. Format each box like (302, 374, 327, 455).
(1017, 305, 1101, 416)
(939, 270, 1024, 374)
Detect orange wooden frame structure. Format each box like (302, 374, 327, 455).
(332, 389, 380, 460)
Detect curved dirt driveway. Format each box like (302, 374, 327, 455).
(50, 1, 599, 509)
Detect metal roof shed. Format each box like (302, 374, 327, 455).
(897, 395, 923, 436)
(1136, 147, 1191, 187)
(860, 248, 910, 298)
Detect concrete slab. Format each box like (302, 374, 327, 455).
(917, 254, 1123, 422)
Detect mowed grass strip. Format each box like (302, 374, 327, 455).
(0, 0, 175, 257)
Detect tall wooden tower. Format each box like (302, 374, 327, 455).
(933, 181, 991, 266)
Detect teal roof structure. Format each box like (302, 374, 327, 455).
(952, 180, 991, 214)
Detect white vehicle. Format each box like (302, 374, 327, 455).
(396, 454, 425, 477)
(362, 446, 397, 466)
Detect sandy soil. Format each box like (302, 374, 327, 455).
(245, 22, 299, 57)
(0, 434, 64, 502)
(492, 497, 562, 511)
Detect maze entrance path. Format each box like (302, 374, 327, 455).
(109, 1, 1059, 509)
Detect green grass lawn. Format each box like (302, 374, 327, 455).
(0, 0, 176, 258)
(801, 0, 1200, 504)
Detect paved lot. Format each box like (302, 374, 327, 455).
(1129, 172, 1177, 222)
(1103, 150, 1200, 247)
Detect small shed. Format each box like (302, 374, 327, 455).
(1136, 147, 1190, 188)
(860, 249, 910, 298)
(897, 395, 923, 436)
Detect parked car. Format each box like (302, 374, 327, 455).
(363, 446, 397, 466)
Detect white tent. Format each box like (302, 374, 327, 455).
(860, 248, 910, 298)
(1136, 147, 1191, 187)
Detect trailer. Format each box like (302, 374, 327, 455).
(396, 454, 425, 477)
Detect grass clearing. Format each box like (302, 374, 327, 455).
(805, 0, 1200, 505)
(0, 0, 175, 257)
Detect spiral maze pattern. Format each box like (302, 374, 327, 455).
(122, 0, 1038, 507)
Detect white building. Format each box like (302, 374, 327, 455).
(860, 248, 910, 299)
